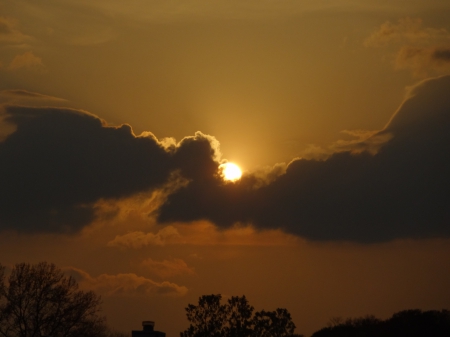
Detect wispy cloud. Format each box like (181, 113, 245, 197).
(141, 258, 195, 278)
(0, 17, 31, 45)
(8, 51, 44, 71)
(395, 46, 450, 76)
(107, 221, 299, 248)
(107, 226, 181, 249)
(365, 18, 450, 76)
(65, 267, 188, 297)
(365, 17, 450, 47)
(0, 89, 66, 102)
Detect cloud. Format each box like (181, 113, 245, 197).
(0, 89, 67, 103)
(364, 17, 450, 47)
(0, 105, 222, 233)
(395, 46, 450, 76)
(0, 17, 30, 45)
(8, 51, 44, 71)
(365, 18, 450, 76)
(0, 106, 174, 233)
(174, 221, 300, 246)
(433, 48, 450, 62)
(2, 76, 450, 243)
(65, 267, 187, 297)
(141, 258, 195, 278)
(299, 129, 390, 160)
(107, 221, 298, 248)
(158, 75, 450, 243)
(107, 226, 181, 249)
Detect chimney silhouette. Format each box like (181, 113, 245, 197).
(132, 321, 165, 337)
(142, 321, 154, 332)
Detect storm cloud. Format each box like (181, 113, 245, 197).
(158, 75, 450, 242)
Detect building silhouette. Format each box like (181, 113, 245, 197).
(132, 321, 166, 337)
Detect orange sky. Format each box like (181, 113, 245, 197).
(1, 1, 450, 336)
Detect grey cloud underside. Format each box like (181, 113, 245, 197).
(1, 76, 449, 242)
(158, 76, 450, 242)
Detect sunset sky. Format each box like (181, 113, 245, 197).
(1, 1, 450, 336)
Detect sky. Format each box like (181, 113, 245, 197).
(1, 0, 450, 336)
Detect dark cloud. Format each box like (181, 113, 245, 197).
(433, 48, 450, 62)
(158, 76, 450, 242)
(2, 76, 450, 242)
(0, 105, 225, 233)
(0, 106, 173, 233)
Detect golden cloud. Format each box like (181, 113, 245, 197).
(180, 222, 300, 246)
(395, 46, 450, 77)
(108, 221, 299, 248)
(8, 51, 44, 71)
(364, 17, 450, 47)
(107, 226, 181, 249)
(141, 258, 195, 278)
(365, 18, 450, 77)
(0, 17, 31, 45)
(65, 267, 188, 297)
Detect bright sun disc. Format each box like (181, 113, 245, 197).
(220, 163, 242, 181)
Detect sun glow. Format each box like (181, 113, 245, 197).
(220, 163, 242, 181)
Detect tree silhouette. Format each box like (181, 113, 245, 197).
(252, 308, 296, 337)
(181, 294, 227, 337)
(180, 294, 301, 337)
(225, 296, 254, 337)
(386, 309, 450, 337)
(0, 262, 106, 337)
(311, 309, 450, 337)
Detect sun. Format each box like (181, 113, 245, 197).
(220, 162, 242, 181)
